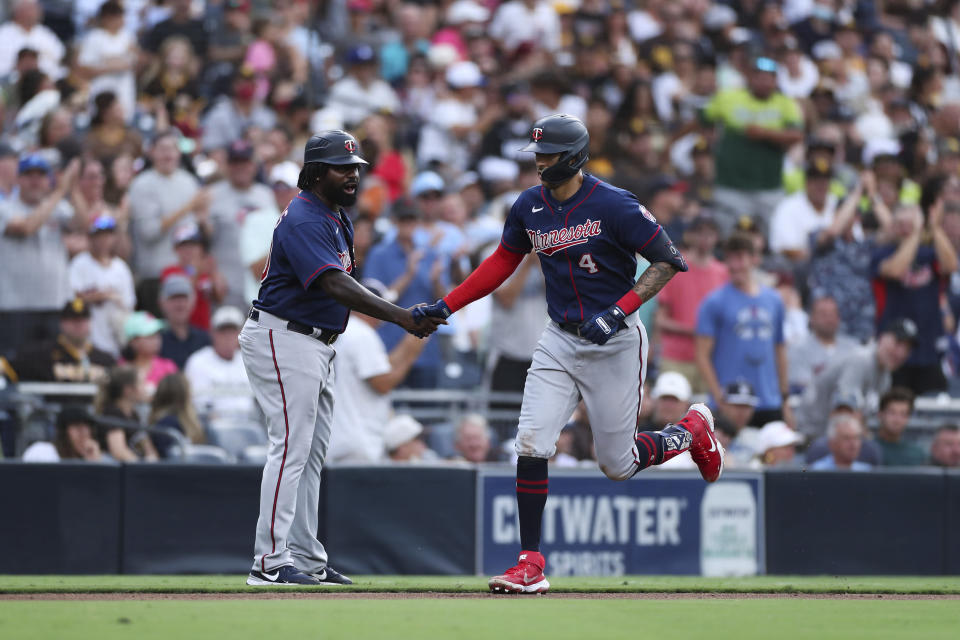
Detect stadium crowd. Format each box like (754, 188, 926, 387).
(2, 0, 960, 471)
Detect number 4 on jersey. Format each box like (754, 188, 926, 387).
(578, 253, 598, 274)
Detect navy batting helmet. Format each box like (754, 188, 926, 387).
(520, 114, 590, 184)
(303, 130, 369, 166)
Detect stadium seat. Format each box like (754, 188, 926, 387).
(206, 423, 268, 459)
(240, 444, 268, 465)
(179, 444, 234, 464)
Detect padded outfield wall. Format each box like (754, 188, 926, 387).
(0, 463, 956, 575)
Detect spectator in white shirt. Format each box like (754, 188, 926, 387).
(776, 38, 819, 99)
(326, 44, 399, 128)
(769, 160, 838, 262)
(0, 0, 65, 80)
(326, 279, 429, 464)
(183, 306, 254, 422)
(488, 0, 561, 56)
(21, 405, 108, 463)
(76, 1, 137, 122)
(68, 215, 136, 357)
(240, 161, 298, 306)
(417, 61, 483, 173)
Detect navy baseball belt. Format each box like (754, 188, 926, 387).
(557, 320, 624, 339)
(248, 309, 340, 345)
(557, 321, 583, 337)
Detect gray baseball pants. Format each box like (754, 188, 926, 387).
(515, 316, 648, 480)
(239, 310, 335, 575)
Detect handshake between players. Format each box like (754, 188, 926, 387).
(412, 298, 628, 346)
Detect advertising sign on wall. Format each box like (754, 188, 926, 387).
(478, 469, 764, 576)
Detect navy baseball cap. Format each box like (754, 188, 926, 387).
(724, 380, 758, 407)
(18, 153, 51, 174)
(227, 140, 254, 162)
(883, 317, 919, 345)
(346, 44, 376, 64)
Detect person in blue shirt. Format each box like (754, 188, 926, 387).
(696, 232, 792, 427)
(364, 198, 447, 388)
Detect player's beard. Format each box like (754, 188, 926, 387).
(321, 180, 359, 207)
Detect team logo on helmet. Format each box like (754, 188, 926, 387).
(344, 139, 357, 153)
(532, 128, 543, 142)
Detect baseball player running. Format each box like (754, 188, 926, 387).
(241, 130, 443, 586)
(415, 115, 725, 594)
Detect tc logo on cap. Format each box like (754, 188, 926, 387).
(344, 139, 357, 152)
(532, 128, 543, 141)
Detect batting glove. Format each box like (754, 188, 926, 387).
(577, 305, 627, 345)
(412, 299, 452, 322)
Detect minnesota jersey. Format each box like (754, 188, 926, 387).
(500, 174, 679, 323)
(254, 190, 355, 331)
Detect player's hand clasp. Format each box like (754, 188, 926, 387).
(406, 301, 448, 338)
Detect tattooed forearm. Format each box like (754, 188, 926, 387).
(632, 262, 680, 303)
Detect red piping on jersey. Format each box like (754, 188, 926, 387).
(296, 195, 313, 204)
(263, 329, 290, 573)
(637, 225, 661, 252)
(304, 263, 340, 288)
(500, 237, 526, 253)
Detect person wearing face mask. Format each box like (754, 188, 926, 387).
(200, 65, 276, 157)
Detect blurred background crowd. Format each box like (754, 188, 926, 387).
(1, 0, 960, 472)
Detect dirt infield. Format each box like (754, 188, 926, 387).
(3, 592, 957, 601)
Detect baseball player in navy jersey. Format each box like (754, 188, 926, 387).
(240, 130, 443, 586)
(415, 114, 725, 594)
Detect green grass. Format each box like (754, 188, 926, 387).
(1, 600, 959, 640)
(1, 575, 959, 594)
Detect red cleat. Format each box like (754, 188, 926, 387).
(488, 551, 550, 594)
(679, 403, 725, 483)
